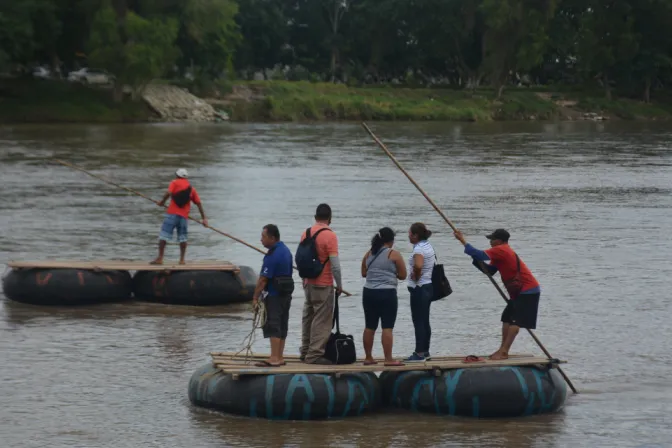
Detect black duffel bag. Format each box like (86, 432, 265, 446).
(324, 291, 357, 365)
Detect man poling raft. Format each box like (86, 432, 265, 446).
(151, 168, 208, 265)
(454, 228, 541, 360)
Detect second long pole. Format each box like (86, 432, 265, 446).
(361, 122, 578, 394)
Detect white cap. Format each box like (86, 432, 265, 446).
(175, 168, 189, 179)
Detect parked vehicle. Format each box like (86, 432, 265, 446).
(67, 68, 114, 85)
(32, 66, 51, 80)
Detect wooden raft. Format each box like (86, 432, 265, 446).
(210, 352, 565, 378)
(7, 260, 240, 272)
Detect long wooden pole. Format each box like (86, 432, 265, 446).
(360, 122, 578, 394)
(54, 159, 352, 296)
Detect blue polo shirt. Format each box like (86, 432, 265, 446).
(261, 241, 294, 296)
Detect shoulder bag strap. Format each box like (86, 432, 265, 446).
(366, 248, 386, 269)
(332, 291, 340, 332)
(515, 253, 521, 273)
(309, 228, 333, 266)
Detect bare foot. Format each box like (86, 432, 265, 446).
(363, 358, 378, 366)
(179, 260, 186, 265)
(149, 259, 163, 265)
(489, 351, 509, 360)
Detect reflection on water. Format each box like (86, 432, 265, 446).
(1, 121, 672, 448)
(189, 408, 568, 448)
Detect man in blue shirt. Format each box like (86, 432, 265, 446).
(253, 224, 294, 367)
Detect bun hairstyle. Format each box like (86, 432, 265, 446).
(410, 222, 432, 240)
(371, 227, 395, 255)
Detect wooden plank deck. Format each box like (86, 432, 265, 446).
(210, 352, 564, 377)
(7, 260, 240, 272)
(210, 351, 537, 364)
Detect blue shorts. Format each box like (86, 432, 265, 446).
(159, 214, 188, 243)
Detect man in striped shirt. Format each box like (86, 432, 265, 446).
(454, 228, 540, 360)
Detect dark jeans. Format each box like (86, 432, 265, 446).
(408, 283, 433, 354)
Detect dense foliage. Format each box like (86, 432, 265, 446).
(2, 0, 671, 101)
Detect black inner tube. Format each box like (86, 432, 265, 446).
(2, 268, 132, 305)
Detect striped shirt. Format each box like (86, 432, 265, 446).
(407, 240, 435, 288)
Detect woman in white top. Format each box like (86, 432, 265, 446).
(406, 222, 436, 362)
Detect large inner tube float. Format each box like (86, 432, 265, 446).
(188, 363, 381, 420)
(2, 268, 132, 306)
(380, 366, 567, 418)
(132, 265, 257, 305)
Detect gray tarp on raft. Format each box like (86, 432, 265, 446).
(2, 268, 132, 306)
(380, 366, 567, 417)
(188, 363, 381, 420)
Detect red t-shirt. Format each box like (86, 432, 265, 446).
(300, 223, 338, 287)
(166, 179, 201, 218)
(484, 244, 539, 292)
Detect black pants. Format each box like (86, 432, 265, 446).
(362, 287, 398, 330)
(263, 294, 292, 339)
(501, 292, 540, 329)
(409, 284, 433, 354)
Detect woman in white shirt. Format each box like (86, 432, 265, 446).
(406, 222, 436, 362)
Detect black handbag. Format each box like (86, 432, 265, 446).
(324, 291, 357, 364)
(431, 253, 453, 302)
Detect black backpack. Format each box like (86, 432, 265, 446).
(294, 227, 332, 279)
(324, 292, 357, 365)
(171, 186, 192, 208)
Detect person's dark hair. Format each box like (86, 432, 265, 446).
(263, 224, 280, 240)
(315, 203, 332, 221)
(410, 222, 432, 240)
(371, 227, 395, 254)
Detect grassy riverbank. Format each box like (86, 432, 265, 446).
(0, 79, 153, 123)
(223, 81, 554, 121)
(222, 81, 672, 122)
(2, 78, 671, 123)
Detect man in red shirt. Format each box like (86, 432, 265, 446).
(150, 169, 208, 265)
(297, 204, 343, 365)
(454, 228, 540, 360)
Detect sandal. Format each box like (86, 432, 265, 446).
(255, 360, 283, 368)
(363, 360, 378, 366)
(463, 355, 485, 363)
(384, 360, 405, 367)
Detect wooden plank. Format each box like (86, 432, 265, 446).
(210, 352, 536, 363)
(210, 356, 564, 376)
(7, 260, 240, 272)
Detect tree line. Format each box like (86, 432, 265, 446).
(1, 0, 671, 101)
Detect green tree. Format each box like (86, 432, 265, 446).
(631, 0, 672, 102)
(345, 0, 410, 82)
(177, 0, 240, 79)
(234, 0, 288, 78)
(577, 0, 638, 100)
(0, 0, 48, 70)
(88, 3, 179, 100)
(481, 0, 558, 98)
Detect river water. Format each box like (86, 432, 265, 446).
(1, 121, 671, 448)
